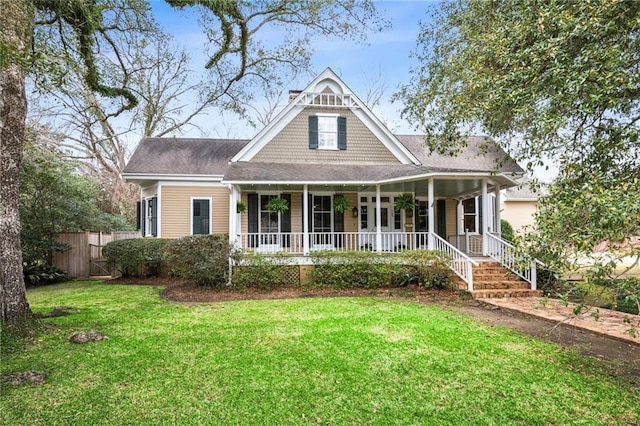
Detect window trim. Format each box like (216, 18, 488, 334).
(315, 113, 340, 150)
(190, 197, 212, 235)
(460, 197, 479, 234)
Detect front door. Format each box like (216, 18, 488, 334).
(359, 195, 400, 250)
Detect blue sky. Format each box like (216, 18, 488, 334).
(148, 1, 437, 137)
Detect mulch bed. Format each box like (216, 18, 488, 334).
(106, 276, 464, 304)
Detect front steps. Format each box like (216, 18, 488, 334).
(455, 261, 543, 299)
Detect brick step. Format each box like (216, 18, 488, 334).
(472, 281, 532, 290)
(472, 267, 514, 274)
(471, 289, 543, 299)
(471, 274, 517, 281)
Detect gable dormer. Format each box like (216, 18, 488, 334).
(231, 68, 419, 165)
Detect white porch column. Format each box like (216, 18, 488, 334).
(481, 179, 488, 256)
(303, 184, 309, 255)
(427, 178, 435, 250)
(494, 183, 501, 235)
(228, 185, 238, 247)
(375, 184, 382, 252)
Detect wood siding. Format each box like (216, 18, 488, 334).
(160, 185, 229, 238)
(501, 200, 537, 234)
(251, 107, 401, 165)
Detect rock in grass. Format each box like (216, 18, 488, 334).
(69, 331, 108, 343)
(2, 371, 46, 385)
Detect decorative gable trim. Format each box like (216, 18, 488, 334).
(231, 68, 420, 165)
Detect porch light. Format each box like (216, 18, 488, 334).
(352, 207, 358, 218)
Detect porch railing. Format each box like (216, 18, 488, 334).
(485, 233, 537, 290)
(236, 232, 433, 254)
(432, 233, 478, 291)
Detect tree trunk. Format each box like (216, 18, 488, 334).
(0, 2, 35, 334)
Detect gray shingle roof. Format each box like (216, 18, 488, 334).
(395, 135, 523, 174)
(123, 137, 249, 175)
(123, 135, 524, 181)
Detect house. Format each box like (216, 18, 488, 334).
(501, 179, 541, 234)
(122, 68, 539, 294)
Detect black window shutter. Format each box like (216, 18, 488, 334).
(478, 196, 483, 235)
(337, 116, 347, 150)
(140, 200, 146, 237)
(308, 194, 313, 232)
(437, 199, 446, 238)
(151, 196, 158, 236)
(309, 116, 318, 149)
(247, 194, 258, 248)
(136, 201, 141, 231)
(281, 194, 291, 248)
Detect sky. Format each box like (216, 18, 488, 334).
(148, 0, 437, 138)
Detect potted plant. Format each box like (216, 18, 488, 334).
(332, 196, 351, 213)
(265, 196, 289, 213)
(236, 201, 246, 214)
(394, 193, 418, 217)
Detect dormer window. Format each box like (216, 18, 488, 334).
(309, 114, 347, 150)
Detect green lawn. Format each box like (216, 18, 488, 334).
(1, 282, 638, 425)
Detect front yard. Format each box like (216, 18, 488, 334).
(1, 282, 639, 425)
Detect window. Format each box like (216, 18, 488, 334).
(309, 115, 347, 150)
(318, 116, 337, 149)
(192, 198, 211, 235)
(313, 195, 332, 232)
(462, 198, 478, 233)
(141, 196, 157, 237)
(260, 195, 280, 234)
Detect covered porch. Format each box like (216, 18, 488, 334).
(225, 173, 538, 292)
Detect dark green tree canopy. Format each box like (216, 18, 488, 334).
(400, 0, 640, 180)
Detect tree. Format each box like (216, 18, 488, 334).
(399, 0, 640, 312)
(20, 125, 132, 267)
(1, 0, 387, 334)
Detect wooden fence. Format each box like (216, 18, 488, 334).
(52, 231, 140, 278)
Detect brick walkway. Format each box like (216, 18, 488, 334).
(482, 297, 640, 345)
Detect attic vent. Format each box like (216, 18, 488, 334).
(288, 90, 302, 103)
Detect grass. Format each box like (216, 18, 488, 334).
(1, 281, 639, 425)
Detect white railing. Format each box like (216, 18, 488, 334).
(485, 233, 537, 290)
(237, 232, 433, 253)
(432, 233, 478, 291)
(447, 233, 483, 255)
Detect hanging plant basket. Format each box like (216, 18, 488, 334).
(332, 196, 351, 213)
(265, 196, 289, 213)
(236, 201, 246, 214)
(394, 193, 418, 213)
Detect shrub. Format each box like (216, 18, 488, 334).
(164, 234, 234, 287)
(310, 251, 397, 289)
(308, 250, 453, 290)
(232, 252, 298, 290)
(103, 238, 168, 277)
(501, 219, 515, 242)
(397, 250, 453, 289)
(23, 260, 68, 287)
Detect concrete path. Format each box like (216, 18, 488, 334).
(482, 297, 640, 345)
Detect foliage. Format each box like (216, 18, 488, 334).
(332, 196, 351, 213)
(19, 126, 134, 267)
(164, 234, 235, 287)
(3, 282, 639, 425)
(500, 219, 515, 242)
(310, 250, 452, 289)
(400, 0, 640, 312)
(232, 252, 298, 290)
(103, 238, 169, 278)
(399, 250, 453, 289)
(264, 196, 289, 213)
(236, 201, 246, 214)
(22, 260, 68, 287)
(394, 193, 418, 211)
